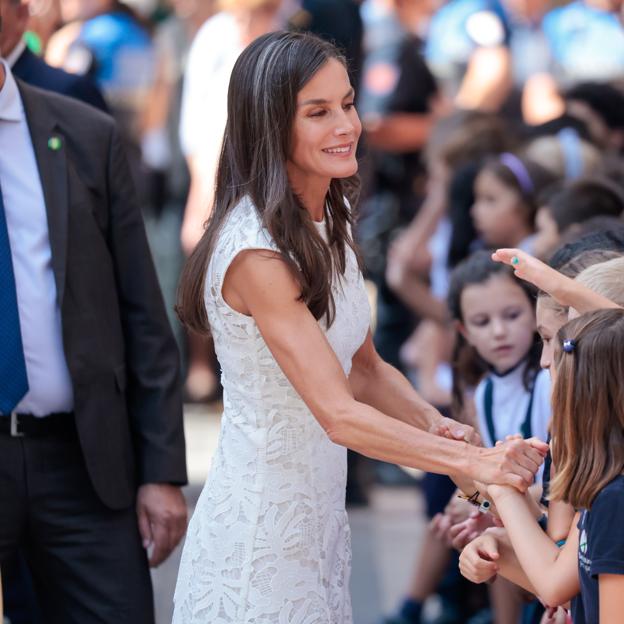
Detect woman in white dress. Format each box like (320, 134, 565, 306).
(172, 32, 547, 624)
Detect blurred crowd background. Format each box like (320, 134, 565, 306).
(8, 0, 624, 621)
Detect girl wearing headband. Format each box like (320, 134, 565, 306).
(471, 153, 557, 254)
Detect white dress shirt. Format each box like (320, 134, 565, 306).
(0, 61, 73, 416)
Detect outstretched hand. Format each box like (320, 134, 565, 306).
(491, 248, 566, 301)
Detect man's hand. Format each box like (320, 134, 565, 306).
(137, 484, 188, 567)
(459, 532, 500, 584)
(469, 437, 548, 492)
(429, 416, 481, 446)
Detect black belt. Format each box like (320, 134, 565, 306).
(0, 412, 75, 437)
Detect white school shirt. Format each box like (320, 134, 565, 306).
(474, 365, 550, 449)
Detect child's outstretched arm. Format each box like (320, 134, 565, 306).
(488, 484, 580, 607)
(491, 249, 620, 314)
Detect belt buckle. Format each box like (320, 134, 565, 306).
(10, 411, 24, 438)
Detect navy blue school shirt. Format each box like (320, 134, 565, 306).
(572, 475, 624, 624)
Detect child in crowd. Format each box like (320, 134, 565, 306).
(448, 250, 551, 624)
(459, 247, 624, 623)
(532, 178, 624, 260)
(464, 308, 624, 623)
(447, 250, 550, 453)
(386, 250, 550, 624)
(471, 153, 556, 254)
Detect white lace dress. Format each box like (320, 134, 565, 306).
(173, 197, 371, 624)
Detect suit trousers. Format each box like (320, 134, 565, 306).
(0, 426, 154, 624)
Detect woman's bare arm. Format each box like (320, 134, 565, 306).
(222, 249, 548, 489)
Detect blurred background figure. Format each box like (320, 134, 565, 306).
(139, 0, 216, 350)
(178, 0, 286, 402)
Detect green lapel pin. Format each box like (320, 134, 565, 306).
(48, 136, 62, 151)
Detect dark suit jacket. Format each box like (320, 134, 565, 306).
(16, 80, 187, 510)
(13, 47, 109, 113)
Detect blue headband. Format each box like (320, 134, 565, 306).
(500, 153, 534, 196)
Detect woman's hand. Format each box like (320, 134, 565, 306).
(429, 416, 481, 446)
(469, 437, 548, 492)
(459, 532, 500, 583)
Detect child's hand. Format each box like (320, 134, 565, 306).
(449, 510, 495, 551)
(491, 248, 566, 301)
(458, 532, 500, 584)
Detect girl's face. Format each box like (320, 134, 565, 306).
(459, 274, 536, 373)
(536, 296, 568, 371)
(471, 169, 531, 247)
(532, 206, 560, 260)
(287, 59, 362, 193)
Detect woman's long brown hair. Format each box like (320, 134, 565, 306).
(176, 32, 360, 335)
(550, 308, 624, 509)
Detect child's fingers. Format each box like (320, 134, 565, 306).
(526, 437, 550, 455)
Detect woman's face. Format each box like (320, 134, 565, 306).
(459, 274, 536, 374)
(471, 169, 530, 248)
(287, 59, 361, 193)
(536, 296, 568, 371)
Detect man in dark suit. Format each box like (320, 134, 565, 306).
(0, 6, 188, 621)
(1, 0, 108, 111)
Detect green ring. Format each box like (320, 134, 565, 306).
(511, 256, 520, 266)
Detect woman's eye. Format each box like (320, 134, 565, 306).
(309, 109, 326, 118)
(344, 102, 355, 110)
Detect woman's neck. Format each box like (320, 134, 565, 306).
(287, 170, 331, 222)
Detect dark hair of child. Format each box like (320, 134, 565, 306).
(547, 226, 624, 270)
(447, 250, 541, 418)
(544, 177, 624, 235)
(478, 155, 559, 230)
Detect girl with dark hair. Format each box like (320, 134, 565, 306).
(471, 153, 557, 254)
(447, 250, 550, 447)
(172, 32, 546, 623)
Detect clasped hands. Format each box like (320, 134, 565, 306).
(430, 417, 548, 492)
